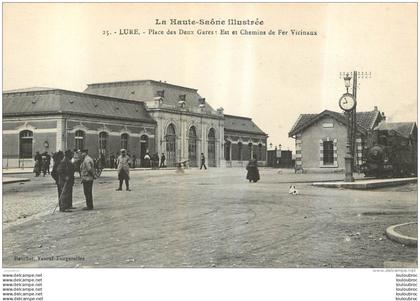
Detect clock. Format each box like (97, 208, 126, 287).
(339, 93, 356, 111)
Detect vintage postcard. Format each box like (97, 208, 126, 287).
(2, 2, 417, 300)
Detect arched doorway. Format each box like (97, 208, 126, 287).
(140, 134, 148, 167)
(19, 130, 33, 158)
(224, 140, 231, 161)
(208, 128, 216, 167)
(188, 126, 198, 167)
(165, 124, 176, 166)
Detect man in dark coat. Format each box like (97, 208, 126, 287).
(200, 153, 207, 170)
(57, 150, 75, 212)
(51, 151, 64, 203)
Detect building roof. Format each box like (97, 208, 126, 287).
(3, 88, 155, 123)
(288, 109, 382, 137)
(375, 122, 417, 139)
(84, 80, 218, 114)
(224, 114, 267, 136)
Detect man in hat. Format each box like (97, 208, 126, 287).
(57, 150, 75, 212)
(116, 149, 131, 191)
(80, 149, 95, 210)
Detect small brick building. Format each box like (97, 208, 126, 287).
(288, 108, 384, 173)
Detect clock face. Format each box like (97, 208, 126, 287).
(339, 94, 356, 111)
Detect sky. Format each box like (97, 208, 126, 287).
(3, 3, 417, 151)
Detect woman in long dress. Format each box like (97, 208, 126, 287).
(246, 154, 260, 183)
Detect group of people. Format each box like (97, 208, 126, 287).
(51, 149, 95, 212)
(142, 152, 166, 169)
(33, 151, 51, 177)
(48, 148, 134, 212)
(40, 146, 258, 213)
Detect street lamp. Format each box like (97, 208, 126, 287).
(343, 73, 352, 93)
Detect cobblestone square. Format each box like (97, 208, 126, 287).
(2, 168, 417, 268)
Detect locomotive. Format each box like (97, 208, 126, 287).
(361, 123, 417, 178)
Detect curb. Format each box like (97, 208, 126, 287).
(386, 222, 418, 247)
(312, 177, 417, 190)
(3, 178, 31, 184)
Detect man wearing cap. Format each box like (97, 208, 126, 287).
(116, 149, 131, 191)
(80, 149, 95, 210)
(57, 150, 75, 212)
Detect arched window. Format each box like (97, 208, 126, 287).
(75, 130, 85, 150)
(121, 133, 129, 150)
(99, 132, 108, 156)
(238, 142, 243, 161)
(248, 143, 253, 160)
(165, 124, 176, 166)
(208, 128, 216, 167)
(19, 130, 33, 158)
(188, 126, 198, 167)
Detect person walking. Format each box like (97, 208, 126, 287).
(160, 153, 166, 168)
(246, 154, 260, 183)
(200, 153, 207, 170)
(116, 149, 131, 191)
(80, 149, 95, 210)
(57, 150, 75, 212)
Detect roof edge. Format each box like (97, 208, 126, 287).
(86, 79, 198, 92)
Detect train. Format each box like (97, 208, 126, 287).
(361, 123, 417, 178)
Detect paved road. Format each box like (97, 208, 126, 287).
(2, 168, 417, 268)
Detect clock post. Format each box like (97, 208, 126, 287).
(339, 71, 371, 182)
(339, 72, 357, 182)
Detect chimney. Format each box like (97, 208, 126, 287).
(374, 106, 378, 111)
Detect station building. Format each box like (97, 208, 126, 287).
(288, 107, 385, 173)
(3, 80, 268, 168)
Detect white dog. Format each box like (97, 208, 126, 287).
(289, 185, 299, 195)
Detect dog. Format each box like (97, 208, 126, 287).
(289, 185, 299, 195)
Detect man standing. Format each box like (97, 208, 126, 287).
(80, 149, 95, 210)
(116, 149, 131, 191)
(57, 150, 75, 212)
(200, 153, 207, 170)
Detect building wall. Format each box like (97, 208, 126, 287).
(66, 117, 155, 166)
(298, 117, 347, 171)
(3, 116, 156, 168)
(149, 110, 224, 167)
(3, 117, 59, 168)
(224, 131, 267, 167)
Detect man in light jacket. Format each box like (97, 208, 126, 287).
(116, 149, 131, 191)
(80, 149, 95, 210)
